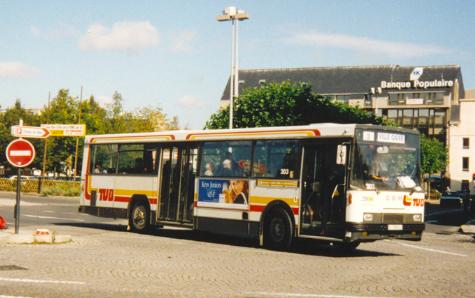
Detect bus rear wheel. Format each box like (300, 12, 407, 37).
(130, 203, 150, 233)
(264, 208, 293, 250)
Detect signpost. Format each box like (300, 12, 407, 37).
(41, 124, 86, 137)
(5, 138, 36, 234)
(11, 125, 50, 138)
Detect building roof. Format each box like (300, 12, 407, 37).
(220, 64, 465, 100)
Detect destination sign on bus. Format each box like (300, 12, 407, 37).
(377, 132, 405, 144)
(362, 131, 405, 144)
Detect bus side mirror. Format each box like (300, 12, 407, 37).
(336, 145, 347, 165)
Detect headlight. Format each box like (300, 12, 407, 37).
(363, 213, 374, 222)
(412, 214, 422, 222)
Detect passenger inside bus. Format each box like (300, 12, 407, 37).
(204, 162, 214, 176)
(217, 152, 241, 176)
(94, 164, 107, 174)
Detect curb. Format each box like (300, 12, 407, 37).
(0, 228, 72, 244)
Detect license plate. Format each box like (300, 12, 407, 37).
(388, 224, 403, 231)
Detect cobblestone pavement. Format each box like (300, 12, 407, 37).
(1, 194, 474, 297)
(1, 224, 474, 298)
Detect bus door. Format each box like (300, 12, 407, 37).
(300, 141, 348, 237)
(158, 145, 198, 224)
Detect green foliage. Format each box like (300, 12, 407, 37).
(0, 100, 42, 168)
(1, 89, 180, 176)
(41, 89, 80, 173)
(420, 134, 447, 175)
(206, 81, 443, 178)
(41, 182, 80, 197)
(205, 81, 383, 129)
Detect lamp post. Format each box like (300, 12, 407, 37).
(217, 6, 249, 129)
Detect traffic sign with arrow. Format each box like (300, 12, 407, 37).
(11, 125, 50, 139)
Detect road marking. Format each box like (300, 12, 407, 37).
(0, 277, 84, 285)
(396, 242, 468, 257)
(244, 293, 380, 298)
(23, 215, 85, 222)
(0, 295, 32, 298)
(0, 199, 41, 207)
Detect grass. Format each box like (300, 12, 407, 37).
(40, 183, 80, 197)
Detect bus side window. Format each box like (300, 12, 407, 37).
(252, 140, 300, 179)
(200, 141, 252, 178)
(90, 144, 118, 175)
(143, 148, 159, 174)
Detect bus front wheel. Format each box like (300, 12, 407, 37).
(130, 202, 150, 233)
(264, 208, 293, 250)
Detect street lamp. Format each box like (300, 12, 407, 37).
(217, 6, 249, 129)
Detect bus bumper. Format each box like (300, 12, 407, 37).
(345, 223, 425, 242)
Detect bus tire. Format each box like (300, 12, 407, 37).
(130, 202, 150, 233)
(264, 207, 293, 250)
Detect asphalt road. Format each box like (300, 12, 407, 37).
(0, 192, 474, 297)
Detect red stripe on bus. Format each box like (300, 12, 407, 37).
(114, 196, 130, 203)
(249, 205, 265, 212)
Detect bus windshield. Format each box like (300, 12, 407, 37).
(352, 130, 421, 191)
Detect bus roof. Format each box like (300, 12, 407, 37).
(85, 123, 417, 144)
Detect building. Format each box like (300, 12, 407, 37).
(221, 65, 464, 144)
(220, 65, 471, 191)
(449, 88, 475, 193)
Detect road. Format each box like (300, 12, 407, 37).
(0, 192, 474, 297)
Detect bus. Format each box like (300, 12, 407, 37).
(79, 123, 425, 250)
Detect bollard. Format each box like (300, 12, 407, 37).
(0, 216, 8, 230)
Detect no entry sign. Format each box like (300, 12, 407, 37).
(6, 139, 36, 167)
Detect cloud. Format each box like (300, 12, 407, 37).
(178, 95, 207, 109)
(288, 31, 450, 58)
(30, 25, 41, 37)
(0, 62, 39, 79)
(79, 21, 159, 51)
(170, 31, 197, 53)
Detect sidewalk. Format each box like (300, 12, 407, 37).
(0, 227, 72, 244)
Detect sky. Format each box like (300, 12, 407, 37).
(1, 0, 474, 129)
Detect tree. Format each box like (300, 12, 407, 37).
(40, 89, 79, 174)
(80, 96, 109, 135)
(106, 91, 128, 133)
(420, 134, 447, 175)
(125, 106, 179, 132)
(0, 88, 181, 176)
(205, 81, 383, 129)
(0, 100, 41, 171)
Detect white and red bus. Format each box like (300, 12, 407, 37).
(79, 124, 425, 250)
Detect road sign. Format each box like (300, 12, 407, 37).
(41, 124, 86, 137)
(5, 139, 36, 168)
(11, 125, 50, 138)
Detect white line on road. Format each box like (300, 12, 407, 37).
(244, 292, 381, 298)
(0, 277, 84, 285)
(23, 214, 85, 222)
(396, 242, 468, 257)
(0, 295, 32, 298)
(0, 199, 41, 207)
